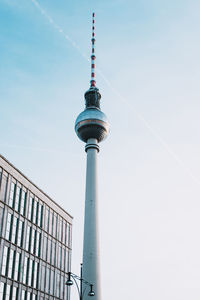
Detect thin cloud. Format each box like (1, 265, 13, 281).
(30, 0, 200, 185)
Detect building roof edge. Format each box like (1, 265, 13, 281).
(0, 153, 73, 221)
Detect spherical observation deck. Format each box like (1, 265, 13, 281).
(75, 107, 109, 143)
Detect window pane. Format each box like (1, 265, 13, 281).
(43, 236, 47, 261)
(12, 286, 18, 300)
(56, 272, 60, 297)
(35, 232, 41, 257)
(26, 291, 31, 300)
(51, 240, 56, 266)
(50, 269, 54, 295)
(21, 290, 25, 300)
(0, 173, 8, 202)
(49, 210, 53, 235)
(47, 238, 51, 263)
(15, 186, 21, 212)
(60, 275, 64, 298)
(41, 265, 45, 291)
(14, 252, 21, 281)
(23, 256, 28, 284)
(28, 259, 33, 286)
(9, 182, 16, 208)
(53, 214, 57, 237)
(33, 199, 37, 224)
(62, 247, 65, 271)
(45, 207, 49, 232)
(26, 225, 31, 251)
(65, 249, 69, 272)
(20, 190, 26, 215)
(0, 282, 4, 298)
(8, 248, 14, 278)
(59, 218, 63, 241)
(11, 216, 18, 244)
(33, 261, 38, 288)
(45, 267, 50, 294)
(5, 213, 12, 241)
(5, 284, 11, 300)
(1, 245, 8, 275)
(28, 197, 34, 220)
(40, 203, 43, 228)
(30, 228, 35, 254)
(17, 220, 24, 247)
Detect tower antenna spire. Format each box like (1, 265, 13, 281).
(90, 12, 96, 88)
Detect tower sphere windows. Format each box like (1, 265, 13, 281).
(75, 108, 109, 143)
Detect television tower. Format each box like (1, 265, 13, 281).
(75, 13, 109, 300)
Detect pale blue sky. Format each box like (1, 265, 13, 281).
(1, 0, 200, 299)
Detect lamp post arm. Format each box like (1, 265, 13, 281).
(69, 273, 81, 297)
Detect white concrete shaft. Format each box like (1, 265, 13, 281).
(83, 138, 101, 300)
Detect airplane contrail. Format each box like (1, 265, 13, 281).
(30, 0, 200, 185)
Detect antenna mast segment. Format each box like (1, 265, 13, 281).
(90, 12, 96, 88)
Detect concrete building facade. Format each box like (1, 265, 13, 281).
(0, 155, 73, 300)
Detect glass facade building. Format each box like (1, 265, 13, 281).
(0, 155, 73, 299)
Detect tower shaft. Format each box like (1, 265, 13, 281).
(83, 138, 101, 300)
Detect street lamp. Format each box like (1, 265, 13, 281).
(66, 264, 95, 300)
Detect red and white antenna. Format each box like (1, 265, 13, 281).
(90, 12, 96, 88)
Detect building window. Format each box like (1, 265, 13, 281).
(26, 225, 31, 251)
(23, 256, 28, 284)
(0, 207, 3, 235)
(4, 284, 11, 300)
(32, 294, 37, 300)
(51, 240, 56, 266)
(12, 286, 18, 299)
(1, 245, 9, 275)
(53, 213, 57, 238)
(69, 224, 72, 248)
(32, 198, 37, 224)
(14, 185, 21, 212)
(56, 272, 60, 298)
(47, 238, 51, 263)
(50, 269, 54, 295)
(60, 274, 64, 299)
(9, 181, 16, 208)
(21, 290, 25, 300)
(11, 216, 18, 244)
(14, 251, 21, 281)
(57, 243, 62, 269)
(43, 235, 47, 261)
(28, 258, 33, 286)
(59, 218, 63, 242)
(8, 248, 14, 278)
(65, 249, 69, 272)
(0, 171, 8, 202)
(35, 231, 41, 257)
(45, 207, 50, 232)
(63, 221, 66, 244)
(26, 291, 31, 300)
(17, 220, 24, 247)
(62, 247, 65, 271)
(28, 196, 34, 220)
(37, 201, 43, 227)
(30, 228, 35, 254)
(0, 282, 4, 298)
(45, 267, 50, 294)
(20, 189, 27, 216)
(5, 212, 12, 241)
(33, 261, 39, 288)
(49, 209, 53, 235)
(41, 264, 46, 291)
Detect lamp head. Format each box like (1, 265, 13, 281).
(66, 272, 73, 286)
(88, 284, 95, 297)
